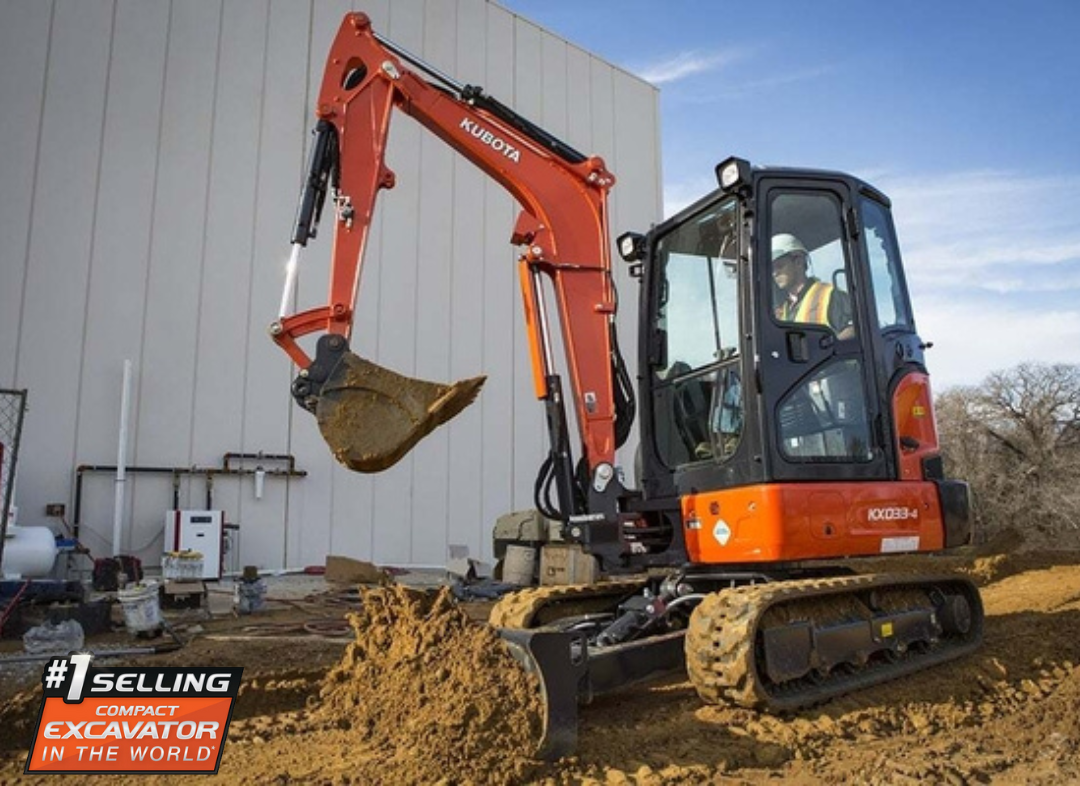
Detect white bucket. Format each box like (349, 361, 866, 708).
(118, 581, 161, 633)
(502, 545, 536, 586)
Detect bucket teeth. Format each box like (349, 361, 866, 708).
(315, 351, 485, 472)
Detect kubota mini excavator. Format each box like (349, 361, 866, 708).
(270, 12, 983, 758)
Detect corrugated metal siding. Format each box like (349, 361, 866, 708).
(0, 0, 661, 570)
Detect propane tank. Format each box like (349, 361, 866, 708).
(1, 525, 59, 578)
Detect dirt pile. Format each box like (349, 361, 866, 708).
(314, 585, 544, 785)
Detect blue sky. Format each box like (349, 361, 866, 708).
(499, 0, 1080, 390)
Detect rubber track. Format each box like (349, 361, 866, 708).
(489, 578, 649, 629)
(686, 573, 983, 711)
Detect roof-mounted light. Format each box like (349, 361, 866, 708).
(716, 156, 752, 193)
(616, 231, 646, 262)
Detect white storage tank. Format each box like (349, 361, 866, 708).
(1, 525, 59, 578)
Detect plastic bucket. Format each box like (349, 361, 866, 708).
(117, 582, 162, 633)
(163, 551, 204, 581)
(502, 545, 536, 586)
(235, 578, 267, 614)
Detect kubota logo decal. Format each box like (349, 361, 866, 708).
(460, 119, 521, 162)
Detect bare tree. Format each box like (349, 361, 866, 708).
(936, 363, 1080, 545)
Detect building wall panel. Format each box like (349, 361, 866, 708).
(0, 1, 51, 388)
(14, 0, 112, 549)
(189, 0, 270, 554)
(74, 0, 169, 555)
(240, 0, 311, 570)
(1, 0, 662, 573)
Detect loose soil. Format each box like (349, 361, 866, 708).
(2, 542, 1079, 785)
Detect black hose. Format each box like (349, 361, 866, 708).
(612, 342, 636, 449)
(608, 276, 636, 449)
(533, 455, 563, 521)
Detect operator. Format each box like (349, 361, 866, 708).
(771, 233, 854, 339)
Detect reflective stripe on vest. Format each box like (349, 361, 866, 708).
(778, 280, 832, 326)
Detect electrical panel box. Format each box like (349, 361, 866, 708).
(164, 510, 223, 580)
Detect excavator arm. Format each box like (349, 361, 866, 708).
(271, 13, 629, 515)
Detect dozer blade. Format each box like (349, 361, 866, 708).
(302, 337, 485, 472)
(497, 627, 687, 760)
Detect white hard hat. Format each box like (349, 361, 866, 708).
(771, 233, 807, 262)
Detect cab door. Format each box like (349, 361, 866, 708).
(755, 179, 890, 482)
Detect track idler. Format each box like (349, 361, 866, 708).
(293, 335, 485, 472)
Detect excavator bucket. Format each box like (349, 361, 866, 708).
(310, 345, 485, 472)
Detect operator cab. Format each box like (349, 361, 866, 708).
(627, 156, 934, 521)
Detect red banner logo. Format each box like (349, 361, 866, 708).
(25, 655, 241, 774)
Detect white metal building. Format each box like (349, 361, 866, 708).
(0, 0, 661, 571)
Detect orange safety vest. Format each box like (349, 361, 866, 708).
(776, 280, 833, 326)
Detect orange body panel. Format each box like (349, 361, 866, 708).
(681, 482, 945, 564)
(892, 372, 940, 481)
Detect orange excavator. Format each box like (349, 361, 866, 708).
(271, 12, 983, 758)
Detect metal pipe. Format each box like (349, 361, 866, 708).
(223, 452, 298, 473)
(279, 244, 302, 318)
(372, 31, 465, 94)
(112, 359, 133, 556)
(531, 267, 557, 377)
(75, 465, 206, 540)
(74, 469, 84, 540)
(663, 594, 707, 614)
(73, 459, 307, 539)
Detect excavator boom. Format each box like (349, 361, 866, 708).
(271, 12, 622, 484)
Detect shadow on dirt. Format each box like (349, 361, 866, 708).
(564, 605, 1080, 778)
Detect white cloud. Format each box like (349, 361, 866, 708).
(637, 50, 744, 85)
(915, 296, 1080, 391)
(873, 170, 1080, 290)
(710, 65, 837, 99)
(663, 175, 717, 217)
(863, 169, 1080, 386)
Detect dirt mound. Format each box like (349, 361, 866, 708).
(314, 585, 544, 785)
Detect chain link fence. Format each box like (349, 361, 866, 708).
(0, 389, 28, 569)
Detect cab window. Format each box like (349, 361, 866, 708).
(769, 190, 873, 463)
(654, 202, 740, 377)
(861, 197, 913, 330)
(769, 192, 855, 339)
(776, 359, 874, 461)
(651, 200, 743, 467)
